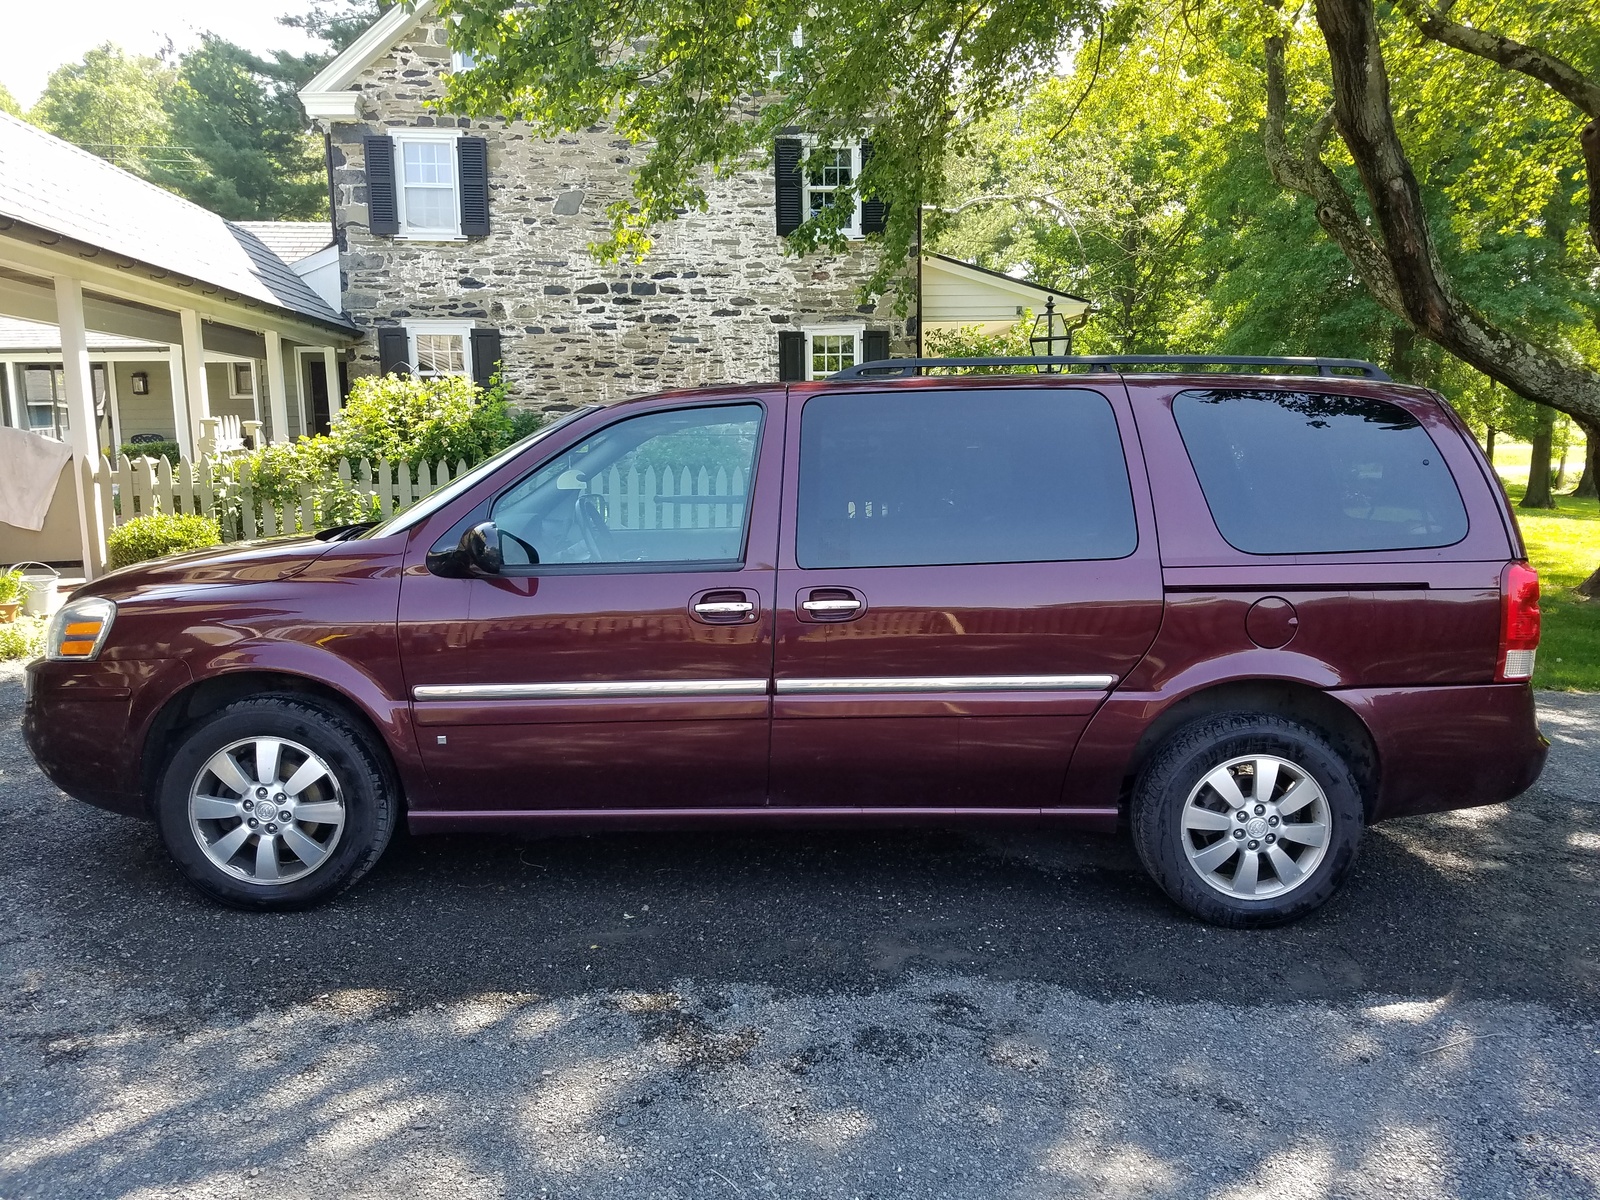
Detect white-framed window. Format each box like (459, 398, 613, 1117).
(228, 362, 254, 399)
(805, 324, 865, 381)
(804, 141, 863, 239)
(392, 129, 463, 240)
(451, 48, 478, 72)
(404, 320, 474, 380)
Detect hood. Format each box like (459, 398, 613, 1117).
(85, 536, 340, 599)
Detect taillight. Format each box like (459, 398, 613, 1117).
(1496, 562, 1540, 682)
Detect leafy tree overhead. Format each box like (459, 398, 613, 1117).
(438, 0, 1110, 284)
(0, 81, 22, 118)
(27, 44, 175, 176)
(153, 35, 328, 220)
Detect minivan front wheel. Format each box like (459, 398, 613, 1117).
(154, 696, 395, 909)
(1131, 713, 1363, 927)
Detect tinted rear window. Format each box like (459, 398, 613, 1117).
(796, 388, 1137, 568)
(1172, 389, 1468, 555)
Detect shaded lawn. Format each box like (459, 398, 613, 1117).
(1493, 440, 1599, 691)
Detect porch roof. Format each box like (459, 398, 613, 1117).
(0, 114, 355, 336)
(0, 315, 166, 355)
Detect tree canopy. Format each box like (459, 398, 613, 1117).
(439, 0, 1598, 430)
(27, 44, 175, 173)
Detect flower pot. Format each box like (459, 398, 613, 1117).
(0, 601, 19, 623)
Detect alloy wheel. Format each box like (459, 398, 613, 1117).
(1179, 753, 1332, 900)
(187, 737, 346, 885)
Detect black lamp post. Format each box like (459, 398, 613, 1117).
(1028, 295, 1076, 370)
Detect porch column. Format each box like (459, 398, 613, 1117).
(264, 331, 290, 444)
(54, 276, 106, 577)
(322, 346, 343, 420)
(167, 348, 193, 458)
(180, 308, 211, 455)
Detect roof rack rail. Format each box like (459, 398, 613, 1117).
(827, 355, 1392, 382)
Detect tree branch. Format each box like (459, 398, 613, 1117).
(1262, 34, 1406, 315)
(1308, 0, 1600, 424)
(1394, 0, 1600, 117)
(1395, 0, 1600, 255)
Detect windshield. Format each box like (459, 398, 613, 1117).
(360, 405, 600, 539)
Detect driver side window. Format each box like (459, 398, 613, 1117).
(491, 404, 763, 566)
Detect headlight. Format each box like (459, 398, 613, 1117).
(45, 596, 117, 661)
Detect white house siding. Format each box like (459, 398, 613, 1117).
(324, 16, 912, 413)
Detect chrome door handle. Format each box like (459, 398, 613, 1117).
(801, 599, 862, 613)
(694, 601, 755, 616)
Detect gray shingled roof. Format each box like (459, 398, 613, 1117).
(0, 315, 165, 353)
(233, 221, 335, 264)
(0, 114, 353, 334)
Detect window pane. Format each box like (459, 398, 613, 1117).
(415, 333, 465, 376)
(401, 141, 452, 184)
(809, 333, 856, 380)
(492, 404, 763, 566)
(403, 185, 456, 230)
(796, 389, 1137, 568)
(1172, 389, 1469, 554)
(808, 148, 851, 188)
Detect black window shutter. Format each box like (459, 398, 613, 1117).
(774, 138, 804, 236)
(470, 327, 503, 388)
(863, 329, 890, 363)
(457, 137, 490, 236)
(859, 139, 887, 235)
(778, 330, 806, 381)
(364, 136, 399, 236)
(377, 327, 411, 376)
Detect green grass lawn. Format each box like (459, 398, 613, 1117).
(1492, 439, 1599, 692)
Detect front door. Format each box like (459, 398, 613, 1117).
(770, 384, 1164, 810)
(400, 398, 782, 812)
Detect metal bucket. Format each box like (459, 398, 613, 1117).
(14, 563, 60, 618)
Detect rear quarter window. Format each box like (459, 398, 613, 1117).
(1172, 389, 1468, 555)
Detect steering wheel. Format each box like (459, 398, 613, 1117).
(500, 528, 540, 565)
(575, 493, 615, 561)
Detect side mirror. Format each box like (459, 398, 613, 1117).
(426, 520, 504, 578)
(462, 521, 504, 574)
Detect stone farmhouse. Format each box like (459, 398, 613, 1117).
(298, 0, 1088, 410)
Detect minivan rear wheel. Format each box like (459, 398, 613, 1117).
(154, 696, 396, 910)
(1131, 713, 1363, 927)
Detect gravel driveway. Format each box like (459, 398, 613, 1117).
(1, 664, 1596, 1200)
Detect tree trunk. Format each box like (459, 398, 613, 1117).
(1521, 406, 1557, 509)
(1576, 419, 1599, 499)
(1579, 566, 1600, 599)
(1485, 425, 1497, 465)
(1264, 0, 1600, 428)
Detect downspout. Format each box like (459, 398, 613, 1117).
(324, 131, 343, 251)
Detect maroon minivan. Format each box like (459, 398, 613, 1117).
(22, 356, 1548, 925)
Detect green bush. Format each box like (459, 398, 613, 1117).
(119, 440, 181, 465)
(328, 373, 515, 467)
(107, 513, 222, 569)
(0, 616, 46, 661)
(0, 569, 24, 606)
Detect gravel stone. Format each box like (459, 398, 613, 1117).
(0, 662, 1596, 1198)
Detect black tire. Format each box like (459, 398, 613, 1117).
(1131, 712, 1363, 928)
(153, 695, 396, 910)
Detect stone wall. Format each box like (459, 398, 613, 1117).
(323, 16, 913, 415)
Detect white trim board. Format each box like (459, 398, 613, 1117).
(300, 0, 435, 101)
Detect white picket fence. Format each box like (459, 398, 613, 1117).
(581, 463, 748, 531)
(103, 452, 473, 542)
(99, 453, 747, 543)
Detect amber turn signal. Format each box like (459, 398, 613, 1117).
(45, 597, 117, 661)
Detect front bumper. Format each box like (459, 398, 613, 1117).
(22, 657, 192, 818)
